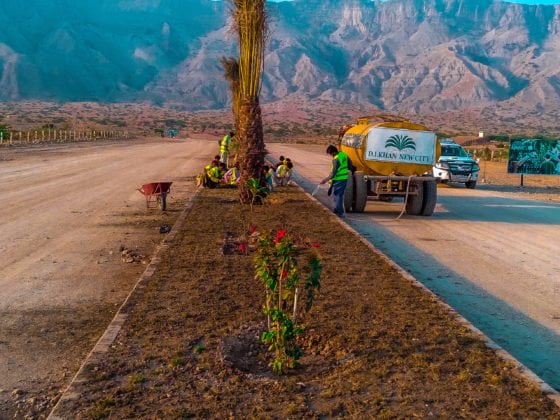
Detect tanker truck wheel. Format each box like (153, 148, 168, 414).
(353, 171, 367, 213)
(344, 174, 354, 213)
(421, 180, 437, 216)
(405, 180, 424, 216)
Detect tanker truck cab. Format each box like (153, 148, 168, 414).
(433, 139, 480, 189)
(339, 114, 440, 216)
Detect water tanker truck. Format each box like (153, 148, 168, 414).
(339, 114, 440, 216)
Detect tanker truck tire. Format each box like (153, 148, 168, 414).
(353, 172, 367, 213)
(344, 174, 354, 213)
(405, 181, 424, 216)
(420, 180, 437, 216)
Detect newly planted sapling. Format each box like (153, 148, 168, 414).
(254, 229, 322, 374)
(246, 177, 268, 210)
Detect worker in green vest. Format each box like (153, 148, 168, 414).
(321, 145, 351, 217)
(220, 131, 235, 167)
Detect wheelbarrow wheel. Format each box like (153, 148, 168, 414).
(159, 193, 167, 211)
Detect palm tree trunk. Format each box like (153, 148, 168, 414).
(237, 97, 266, 203)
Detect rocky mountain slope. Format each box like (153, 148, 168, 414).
(1, 0, 560, 118)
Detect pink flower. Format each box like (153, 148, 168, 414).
(311, 243, 321, 248)
(248, 225, 258, 234)
(239, 244, 247, 253)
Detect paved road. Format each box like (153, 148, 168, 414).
(0, 138, 214, 414)
(270, 143, 560, 390)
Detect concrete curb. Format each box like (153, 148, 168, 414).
(47, 188, 202, 419)
(286, 169, 560, 407)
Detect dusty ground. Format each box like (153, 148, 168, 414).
(268, 143, 560, 390)
(51, 187, 560, 418)
(478, 160, 560, 202)
(0, 138, 215, 417)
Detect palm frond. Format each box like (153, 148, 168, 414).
(385, 135, 416, 151)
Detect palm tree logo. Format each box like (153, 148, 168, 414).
(385, 135, 416, 151)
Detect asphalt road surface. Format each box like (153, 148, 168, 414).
(0, 138, 214, 415)
(270, 143, 560, 390)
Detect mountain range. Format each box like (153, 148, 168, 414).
(1, 0, 560, 120)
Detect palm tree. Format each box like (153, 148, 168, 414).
(230, 0, 268, 203)
(220, 56, 241, 134)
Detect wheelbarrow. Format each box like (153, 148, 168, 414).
(137, 182, 172, 210)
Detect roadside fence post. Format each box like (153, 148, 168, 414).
(10, 132, 13, 145)
(27, 131, 30, 143)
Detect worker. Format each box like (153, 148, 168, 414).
(220, 131, 235, 167)
(224, 162, 240, 186)
(274, 156, 285, 171)
(275, 160, 293, 186)
(198, 159, 218, 187)
(205, 160, 224, 189)
(320, 145, 351, 217)
(263, 165, 274, 192)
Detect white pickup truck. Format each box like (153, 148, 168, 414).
(433, 139, 480, 189)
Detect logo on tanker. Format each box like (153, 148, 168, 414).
(385, 135, 416, 151)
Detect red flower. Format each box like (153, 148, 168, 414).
(311, 243, 321, 248)
(248, 225, 258, 234)
(280, 269, 289, 279)
(274, 229, 287, 243)
(239, 244, 247, 253)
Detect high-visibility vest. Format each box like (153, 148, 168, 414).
(277, 164, 288, 178)
(230, 168, 239, 184)
(208, 166, 221, 182)
(220, 135, 231, 153)
(332, 152, 349, 181)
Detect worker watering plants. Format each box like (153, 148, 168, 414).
(321, 145, 352, 217)
(220, 131, 235, 166)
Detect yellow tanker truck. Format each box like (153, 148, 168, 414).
(339, 114, 440, 216)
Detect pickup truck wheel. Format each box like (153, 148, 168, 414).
(344, 174, 354, 213)
(353, 172, 367, 213)
(405, 181, 424, 216)
(466, 180, 477, 189)
(421, 180, 437, 216)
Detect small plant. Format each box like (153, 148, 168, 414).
(254, 229, 322, 374)
(193, 343, 206, 354)
(246, 177, 268, 210)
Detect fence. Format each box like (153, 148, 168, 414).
(467, 147, 510, 162)
(0, 129, 131, 146)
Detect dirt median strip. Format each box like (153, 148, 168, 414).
(49, 186, 560, 418)
(48, 188, 202, 419)
(294, 178, 560, 408)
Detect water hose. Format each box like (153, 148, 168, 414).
(396, 175, 415, 220)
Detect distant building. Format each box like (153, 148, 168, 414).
(479, 131, 484, 138)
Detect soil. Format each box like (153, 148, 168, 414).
(52, 187, 560, 418)
(267, 143, 560, 389)
(0, 138, 215, 418)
